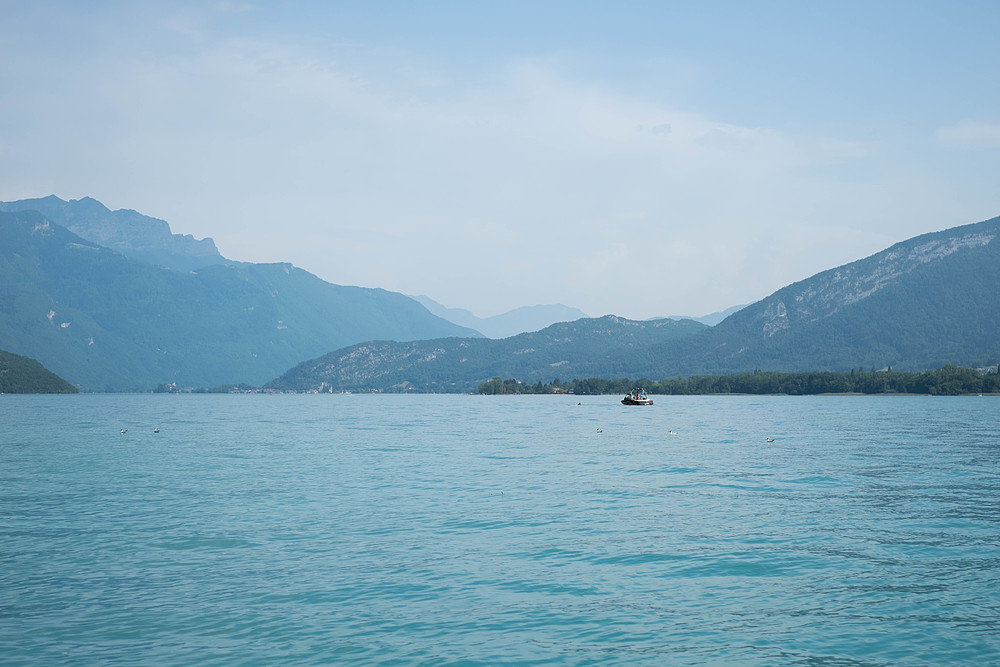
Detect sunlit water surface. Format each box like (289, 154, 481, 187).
(1, 394, 998, 665)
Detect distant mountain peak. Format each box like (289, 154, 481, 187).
(73, 195, 110, 213)
(409, 296, 589, 338)
(0, 195, 226, 272)
(656, 304, 748, 327)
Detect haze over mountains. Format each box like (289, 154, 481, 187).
(410, 296, 589, 339)
(2, 195, 997, 392)
(408, 295, 742, 337)
(271, 215, 1000, 392)
(662, 305, 748, 327)
(0, 197, 480, 390)
(0, 195, 226, 273)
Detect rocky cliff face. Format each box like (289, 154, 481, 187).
(0, 195, 225, 272)
(727, 217, 1000, 340)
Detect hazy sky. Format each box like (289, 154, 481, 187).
(3, 1, 999, 319)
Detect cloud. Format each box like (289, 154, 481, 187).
(937, 120, 1000, 149)
(0, 35, 894, 314)
(1, 3, 985, 318)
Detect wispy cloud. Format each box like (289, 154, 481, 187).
(2, 2, 995, 318)
(0, 30, 913, 314)
(937, 120, 1000, 149)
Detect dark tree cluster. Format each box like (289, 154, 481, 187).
(0, 350, 78, 394)
(479, 365, 1000, 396)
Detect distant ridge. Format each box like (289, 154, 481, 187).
(0, 195, 225, 272)
(651, 304, 748, 327)
(410, 296, 588, 338)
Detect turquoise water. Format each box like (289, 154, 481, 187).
(1, 394, 998, 665)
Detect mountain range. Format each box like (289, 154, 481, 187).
(410, 296, 742, 335)
(0, 199, 479, 390)
(269, 215, 1000, 392)
(3, 195, 997, 392)
(409, 296, 589, 338)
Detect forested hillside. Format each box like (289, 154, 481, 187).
(0, 349, 77, 393)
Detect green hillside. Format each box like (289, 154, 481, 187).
(0, 349, 77, 393)
(265, 315, 708, 392)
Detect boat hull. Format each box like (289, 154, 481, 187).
(621, 397, 653, 405)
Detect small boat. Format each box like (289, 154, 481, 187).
(621, 388, 653, 405)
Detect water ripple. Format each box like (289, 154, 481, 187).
(1, 394, 998, 665)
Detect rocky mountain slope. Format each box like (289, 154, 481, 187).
(1, 195, 225, 272)
(0, 209, 478, 390)
(636, 214, 1000, 376)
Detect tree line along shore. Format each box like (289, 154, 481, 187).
(478, 365, 1000, 396)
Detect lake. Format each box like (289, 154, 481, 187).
(1, 394, 998, 665)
